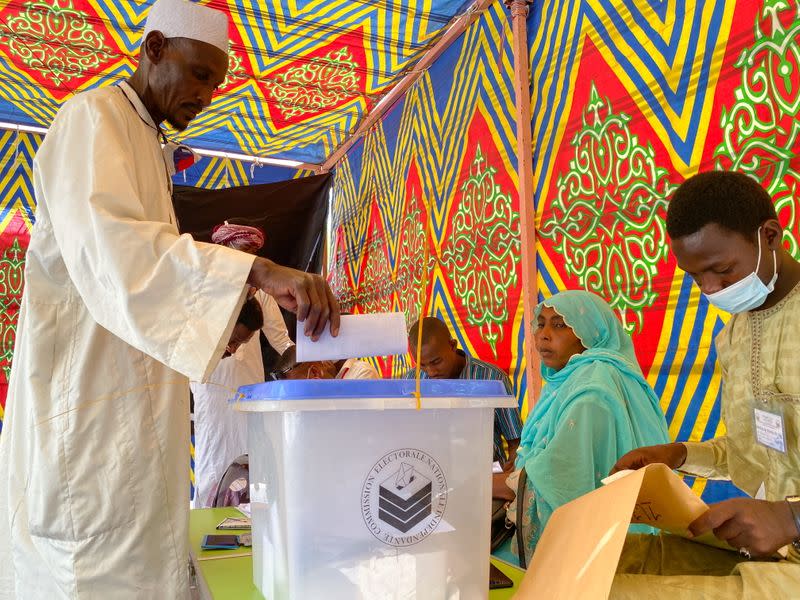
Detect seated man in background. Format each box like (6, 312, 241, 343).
(610, 171, 800, 598)
(403, 317, 523, 493)
(221, 296, 263, 359)
(191, 222, 295, 508)
(199, 296, 264, 509)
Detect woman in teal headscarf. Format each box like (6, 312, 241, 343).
(509, 290, 669, 563)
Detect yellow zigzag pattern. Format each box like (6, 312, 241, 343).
(232, 0, 448, 80)
(0, 131, 39, 232)
(86, 0, 151, 51)
(331, 3, 528, 401)
(583, 0, 734, 170)
(175, 79, 362, 159)
(528, 0, 738, 457)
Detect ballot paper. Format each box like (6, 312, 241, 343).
(296, 312, 407, 362)
(514, 463, 729, 600)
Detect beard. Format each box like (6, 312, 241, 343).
(165, 115, 190, 132)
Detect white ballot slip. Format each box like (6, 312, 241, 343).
(296, 312, 408, 362)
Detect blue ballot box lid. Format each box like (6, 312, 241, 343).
(231, 379, 516, 411)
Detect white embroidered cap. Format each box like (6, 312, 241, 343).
(143, 0, 229, 54)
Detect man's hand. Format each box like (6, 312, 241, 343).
(506, 439, 521, 467)
(492, 458, 516, 502)
(248, 258, 340, 340)
(493, 472, 516, 502)
(609, 442, 687, 475)
(688, 498, 798, 557)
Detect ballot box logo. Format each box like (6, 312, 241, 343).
(361, 448, 447, 547)
(380, 463, 431, 533)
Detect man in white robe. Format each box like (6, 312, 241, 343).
(0, 0, 338, 597)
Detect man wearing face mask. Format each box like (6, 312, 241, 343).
(609, 171, 800, 597)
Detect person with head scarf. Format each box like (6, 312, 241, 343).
(211, 220, 266, 254)
(191, 221, 294, 509)
(0, 1, 338, 597)
(508, 290, 669, 563)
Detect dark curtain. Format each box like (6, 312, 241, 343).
(173, 173, 331, 376)
(173, 173, 331, 273)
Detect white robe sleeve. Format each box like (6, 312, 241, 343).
(34, 93, 255, 382)
(258, 290, 294, 355)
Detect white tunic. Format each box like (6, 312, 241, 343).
(0, 82, 255, 599)
(336, 358, 380, 380)
(190, 291, 292, 508)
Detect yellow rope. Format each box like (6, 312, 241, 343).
(413, 200, 434, 410)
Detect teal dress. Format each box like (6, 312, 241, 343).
(514, 290, 670, 556)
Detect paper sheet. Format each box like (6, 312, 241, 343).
(296, 312, 408, 362)
(514, 463, 726, 600)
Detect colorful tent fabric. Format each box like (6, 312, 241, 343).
(0, 0, 474, 164)
(328, 1, 522, 393)
(328, 0, 800, 503)
(0, 0, 797, 507)
(529, 0, 799, 501)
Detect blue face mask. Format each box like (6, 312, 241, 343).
(704, 227, 778, 314)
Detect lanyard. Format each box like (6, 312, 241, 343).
(116, 86, 199, 181)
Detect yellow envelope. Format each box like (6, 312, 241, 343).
(514, 463, 722, 600)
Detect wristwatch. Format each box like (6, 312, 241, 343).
(786, 495, 800, 552)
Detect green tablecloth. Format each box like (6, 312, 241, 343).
(189, 508, 525, 599)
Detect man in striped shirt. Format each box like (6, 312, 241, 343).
(402, 317, 523, 471)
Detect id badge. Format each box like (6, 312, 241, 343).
(753, 403, 787, 453)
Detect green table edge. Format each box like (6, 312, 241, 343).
(190, 508, 524, 599)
